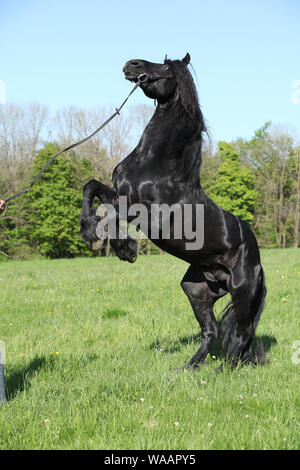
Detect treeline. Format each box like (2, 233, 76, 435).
(202, 122, 300, 249)
(0, 102, 156, 259)
(0, 102, 299, 259)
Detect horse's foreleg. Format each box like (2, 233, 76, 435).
(109, 224, 138, 263)
(80, 179, 138, 262)
(80, 179, 117, 249)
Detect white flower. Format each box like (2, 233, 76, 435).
(174, 422, 179, 426)
(237, 394, 243, 399)
(139, 398, 145, 402)
(208, 422, 213, 427)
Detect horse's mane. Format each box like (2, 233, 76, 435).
(164, 58, 208, 176)
(165, 59, 206, 136)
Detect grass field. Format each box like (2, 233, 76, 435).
(0, 249, 299, 450)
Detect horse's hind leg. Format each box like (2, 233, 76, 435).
(180, 265, 227, 368)
(219, 243, 266, 368)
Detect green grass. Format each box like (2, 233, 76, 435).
(0, 249, 299, 450)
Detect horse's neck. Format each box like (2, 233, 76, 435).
(136, 96, 203, 186)
(137, 98, 194, 161)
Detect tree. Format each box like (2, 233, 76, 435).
(236, 123, 299, 248)
(0, 102, 49, 258)
(287, 145, 300, 247)
(53, 105, 133, 184)
(24, 143, 93, 258)
(205, 142, 258, 224)
(0, 102, 48, 195)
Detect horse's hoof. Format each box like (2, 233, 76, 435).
(111, 237, 138, 263)
(176, 361, 202, 372)
(215, 360, 238, 372)
(80, 215, 100, 248)
(92, 239, 104, 251)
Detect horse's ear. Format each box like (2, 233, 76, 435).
(182, 52, 190, 65)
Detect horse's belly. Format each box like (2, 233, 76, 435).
(149, 237, 210, 264)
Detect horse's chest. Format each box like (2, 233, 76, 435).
(118, 177, 158, 205)
(114, 162, 159, 205)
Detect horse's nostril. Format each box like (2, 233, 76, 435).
(131, 61, 140, 67)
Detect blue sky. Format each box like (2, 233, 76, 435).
(0, 0, 299, 143)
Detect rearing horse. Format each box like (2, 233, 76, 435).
(80, 53, 266, 369)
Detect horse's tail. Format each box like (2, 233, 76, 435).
(218, 266, 267, 364)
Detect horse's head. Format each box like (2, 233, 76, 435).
(123, 53, 191, 103)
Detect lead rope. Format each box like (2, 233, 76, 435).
(0, 74, 147, 210)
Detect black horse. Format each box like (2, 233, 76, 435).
(80, 53, 266, 369)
